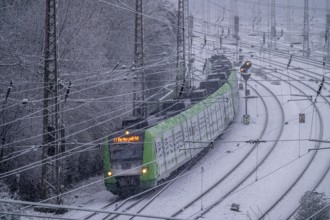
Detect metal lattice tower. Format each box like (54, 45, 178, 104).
(257, 0, 261, 32)
(303, 0, 310, 57)
(41, 0, 62, 204)
(287, 0, 291, 33)
(176, 0, 186, 99)
(206, 0, 210, 31)
(216, 0, 220, 24)
(270, 0, 276, 48)
(326, 0, 330, 61)
(133, 0, 146, 117)
(185, 0, 192, 88)
(230, 0, 238, 35)
(202, 0, 205, 32)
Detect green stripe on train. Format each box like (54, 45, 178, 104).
(103, 139, 116, 185)
(140, 68, 238, 183)
(227, 69, 239, 113)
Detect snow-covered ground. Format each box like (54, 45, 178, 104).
(56, 60, 329, 220)
(56, 38, 329, 220)
(19, 2, 330, 220)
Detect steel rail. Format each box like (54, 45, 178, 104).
(193, 78, 285, 219)
(255, 65, 329, 219)
(168, 79, 271, 218)
(0, 199, 190, 220)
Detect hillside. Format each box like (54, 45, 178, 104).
(0, 0, 178, 202)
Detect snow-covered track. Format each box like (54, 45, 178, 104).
(106, 193, 153, 220)
(186, 78, 285, 219)
(105, 150, 210, 220)
(167, 83, 268, 218)
(165, 80, 283, 219)
(255, 67, 328, 220)
(250, 54, 329, 90)
(236, 39, 326, 70)
(82, 198, 121, 220)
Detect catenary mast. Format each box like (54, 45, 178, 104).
(176, 0, 186, 99)
(270, 0, 276, 49)
(326, 0, 330, 61)
(133, 0, 146, 117)
(41, 0, 63, 204)
(303, 0, 310, 57)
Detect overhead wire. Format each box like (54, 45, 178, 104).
(4, 52, 175, 87)
(1, 2, 328, 215)
(0, 92, 200, 178)
(0, 62, 322, 178)
(2, 60, 324, 218)
(0, 69, 177, 127)
(0, 55, 177, 128)
(0, 88, 246, 210)
(0, 82, 176, 151)
(5, 53, 176, 97)
(0, 48, 244, 174)
(6, 91, 320, 215)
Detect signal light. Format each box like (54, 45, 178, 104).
(142, 167, 148, 174)
(107, 171, 112, 176)
(240, 61, 252, 74)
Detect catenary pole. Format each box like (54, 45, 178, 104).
(41, 0, 63, 204)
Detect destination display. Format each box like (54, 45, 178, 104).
(113, 136, 140, 143)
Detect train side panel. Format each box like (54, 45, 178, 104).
(139, 130, 158, 189)
(103, 139, 118, 192)
(142, 69, 238, 182)
(103, 68, 239, 194)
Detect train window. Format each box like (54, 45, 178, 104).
(110, 143, 143, 161)
(156, 141, 163, 158)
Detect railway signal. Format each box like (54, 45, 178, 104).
(314, 76, 325, 103)
(240, 61, 252, 125)
(64, 81, 72, 103)
(299, 114, 305, 123)
(287, 55, 293, 69)
(240, 61, 252, 74)
(5, 80, 13, 103)
(298, 113, 305, 157)
(263, 32, 266, 45)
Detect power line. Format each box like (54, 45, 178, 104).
(6, 54, 176, 97)
(0, 94, 194, 178)
(0, 199, 190, 220)
(0, 58, 176, 129)
(0, 82, 175, 151)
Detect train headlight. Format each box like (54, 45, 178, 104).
(142, 167, 148, 174)
(107, 171, 112, 176)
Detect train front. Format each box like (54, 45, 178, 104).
(103, 129, 147, 196)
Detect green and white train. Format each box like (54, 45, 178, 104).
(103, 55, 239, 196)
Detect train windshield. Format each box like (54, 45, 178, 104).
(110, 143, 143, 161)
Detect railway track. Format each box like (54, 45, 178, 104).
(212, 38, 330, 219)
(87, 29, 328, 220)
(194, 32, 329, 74)
(107, 80, 269, 219)
(82, 198, 121, 220)
(83, 141, 215, 220)
(251, 53, 329, 90)
(188, 79, 285, 219)
(194, 18, 327, 69)
(161, 78, 284, 219)
(253, 64, 329, 219)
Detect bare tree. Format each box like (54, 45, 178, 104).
(295, 191, 330, 220)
